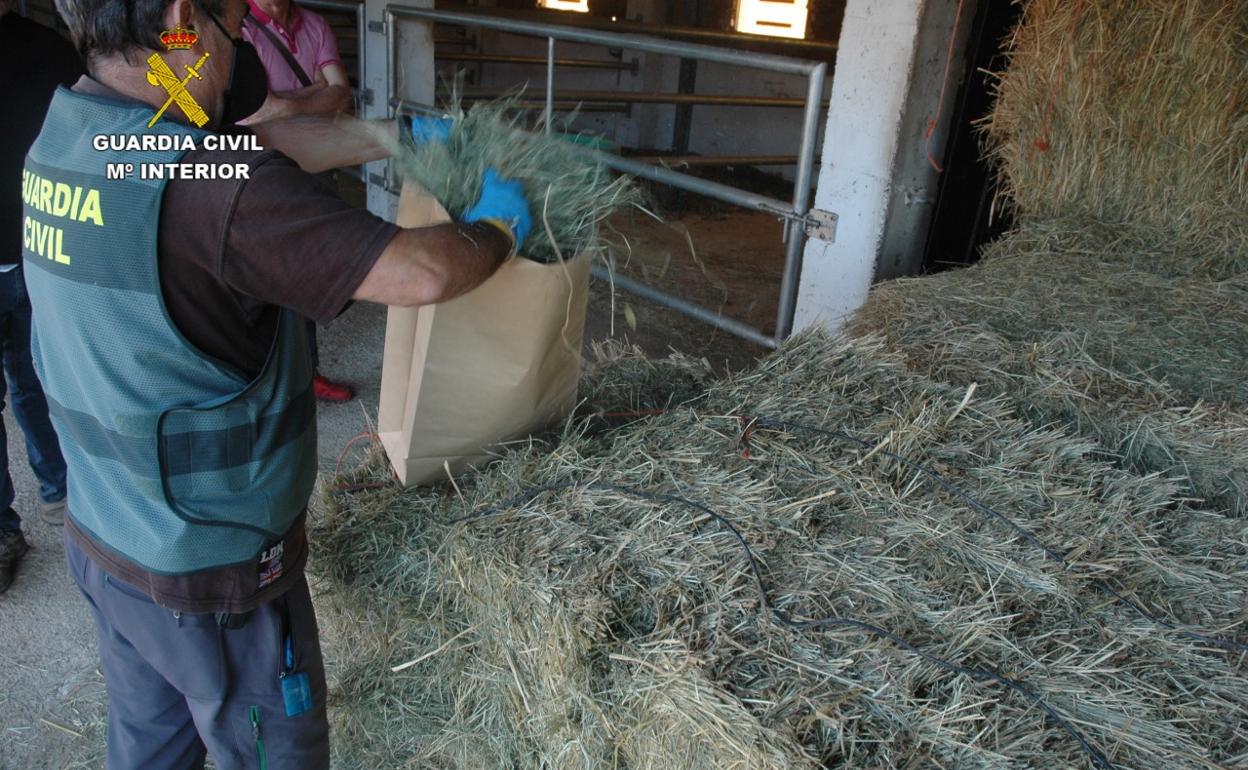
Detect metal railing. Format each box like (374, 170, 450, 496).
(440, 88, 829, 108)
(435, 52, 639, 74)
(381, 5, 832, 348)
(436, 1, 838, 58)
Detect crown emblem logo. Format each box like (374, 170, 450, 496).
(160, 25, 199, 51)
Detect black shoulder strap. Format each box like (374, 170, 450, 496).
(244, 15, 313, 88)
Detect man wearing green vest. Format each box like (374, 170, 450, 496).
(25, 0, 529, 765)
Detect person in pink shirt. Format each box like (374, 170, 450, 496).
(239, 0, 350, 124)
(241, 0, 358, 401)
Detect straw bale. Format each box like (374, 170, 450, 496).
(852, 226, 1248, 515)
(314, 333, 1248, 770)
(986, 0, 1248, 274)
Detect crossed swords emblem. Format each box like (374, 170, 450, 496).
(145, 51, 211, 128)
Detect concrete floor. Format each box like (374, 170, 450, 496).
(0, 208, 776, 768)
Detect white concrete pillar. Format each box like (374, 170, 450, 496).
(793, 0, 972, 332)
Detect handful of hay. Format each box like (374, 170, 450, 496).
(390, 98, 643, 264)
(314, 333, 1248, 770)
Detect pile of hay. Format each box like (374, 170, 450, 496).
(390, 98, 643, 264)
(307, 4, 1248, 767)
(851, 230, 1248, 515)
(314, 333, 1248, 770)
(984, 0, 1248, 277)
(852, 0, 1248, 515)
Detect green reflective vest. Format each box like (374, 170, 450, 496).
(22, 88, 317, 575)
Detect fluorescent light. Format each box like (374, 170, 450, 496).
(735, 0, 809, 40)
(539, 0, 590, 13)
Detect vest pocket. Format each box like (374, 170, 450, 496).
(156, 367, 316, 538)
(158, 401, 275, 536)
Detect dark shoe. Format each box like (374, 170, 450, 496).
(0, 529, 30, 594)
(38, 498, 67, 527)
(313, 373, 355, 403)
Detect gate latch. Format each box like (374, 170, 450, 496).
(802, 209, 838, 242)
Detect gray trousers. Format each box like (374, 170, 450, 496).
(66, 536, 330, 770)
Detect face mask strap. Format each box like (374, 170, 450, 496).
(198, 3, 236, 43)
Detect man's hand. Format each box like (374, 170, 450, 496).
(462, 169, 533, 253)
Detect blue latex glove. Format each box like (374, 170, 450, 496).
(408, 114, 454, 144)
(463, 168, 533, 252)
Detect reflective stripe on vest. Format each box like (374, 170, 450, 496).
(22, 88, 317, 575)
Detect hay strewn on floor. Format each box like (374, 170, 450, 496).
(985, 0, 1248, 276)
(851, 226, 1248, 515)
(314, 334, 1248, 770)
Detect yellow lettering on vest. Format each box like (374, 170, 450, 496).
(33, 220, 50, 258)
(77, 189, 103, 227)
(70, 186, 82, 221)
(24, 218, 69, 264)
(25, 171, 38, 208)
(54, 227, 71, 265)
(52, 183, 73, 217)
(39, 179, 53, 213)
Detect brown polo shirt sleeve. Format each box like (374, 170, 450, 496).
(219, 153, 399, 322)
(159, 146, 399, 378)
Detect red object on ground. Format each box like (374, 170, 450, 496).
(313, 373, 354, 402)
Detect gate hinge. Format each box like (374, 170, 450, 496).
(802, 209, 838, 242)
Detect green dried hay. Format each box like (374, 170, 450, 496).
(609, 644, 814, 770)
(577, 339, 716, 415)
(851, 224, 1248, 515)
(388, 97, 644, 264)
(852, 0, 1248, 516)
(985, 0, 1248, 275)
(313, 333, 1248, 770)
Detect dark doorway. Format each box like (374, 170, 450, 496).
(922, 0, 1023, 271)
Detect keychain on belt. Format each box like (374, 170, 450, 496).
(278, 599, 314, 717)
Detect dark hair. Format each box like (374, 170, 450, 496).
(54, 0, 224, 63)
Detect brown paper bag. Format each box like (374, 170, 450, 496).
(377, 181, 589, 486)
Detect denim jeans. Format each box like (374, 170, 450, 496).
(0, 265, 67, 531)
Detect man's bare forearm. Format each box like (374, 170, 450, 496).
(248, 115, 399, 173)
(354, 222, 513, 307)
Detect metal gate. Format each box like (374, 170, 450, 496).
(373, 6, 835, 349)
